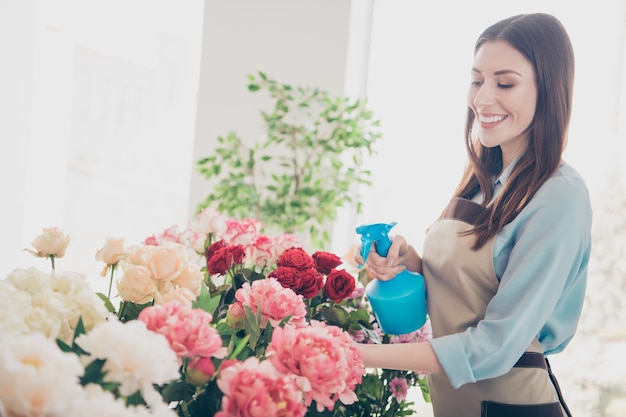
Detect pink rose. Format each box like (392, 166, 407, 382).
(223, 218, 263, 247)
(144, 225, 183, 246)
(186, 356, 216, 386)
(274, 234, 303, 256)
(27, 226, 70, 258)
(191, 207, 227, 235)
(248, 235, 278, 269)
(225, 302, 246, 329)
(215, 357, 306, 417)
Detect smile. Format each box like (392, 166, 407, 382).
(480, 114, 508, 124)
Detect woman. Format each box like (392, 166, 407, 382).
(355, 13, 592, 417)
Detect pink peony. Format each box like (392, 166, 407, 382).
(215, 357, 306, 417)
(138, 301, 226, 360)
(266, 321, 364, 412)
(233, 278, 307, 329)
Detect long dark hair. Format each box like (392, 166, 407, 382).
(453, 13, 575, 250)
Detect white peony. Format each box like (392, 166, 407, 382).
(0, 280, 31, 335)
(68, 384, 178, 417)
(75, 319, 180, 408)
(0, 333, 85, 417)
(2, 268, 110, 344)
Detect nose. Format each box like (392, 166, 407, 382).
(470, 83, 496, 108)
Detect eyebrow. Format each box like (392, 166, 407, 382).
(471, 68, 523, 76)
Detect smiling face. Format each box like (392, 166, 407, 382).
(468, 40, 538, 167)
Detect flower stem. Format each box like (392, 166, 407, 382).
(50, 255, 55, 271)
(107, 264, 116, 299)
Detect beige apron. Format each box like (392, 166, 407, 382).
(422, 197, 569, 417)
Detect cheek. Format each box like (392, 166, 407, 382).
(467, 88, 476, 108)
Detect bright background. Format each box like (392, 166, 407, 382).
(2, 1, 625, 415)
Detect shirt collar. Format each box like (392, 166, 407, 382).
(495, 155, 521, 186)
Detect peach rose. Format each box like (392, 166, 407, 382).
(145, 243, 188, 282)
(95, 237, 127, 276)
(117, 263, 157, 304)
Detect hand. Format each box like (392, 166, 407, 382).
(354, 235, 409, 281)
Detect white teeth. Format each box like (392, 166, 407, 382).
(480, 115, 507, 123)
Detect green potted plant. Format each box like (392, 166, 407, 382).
(196, 71, 382, 249)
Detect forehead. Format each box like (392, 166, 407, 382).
(473, 40, 534, 76)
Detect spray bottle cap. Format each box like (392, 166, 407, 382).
(355, 222, 398, 266)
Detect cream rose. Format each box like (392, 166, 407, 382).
(26, 226, 70, 258)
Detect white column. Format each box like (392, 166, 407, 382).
(189, 0, 361, 252)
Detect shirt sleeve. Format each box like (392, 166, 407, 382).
(429, 168, 592, 388)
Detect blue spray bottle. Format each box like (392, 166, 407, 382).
(356, 222, 427, 335)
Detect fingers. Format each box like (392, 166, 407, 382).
(367, 263, 406, 281)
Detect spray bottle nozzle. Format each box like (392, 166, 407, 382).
(355, 222, 398, 267)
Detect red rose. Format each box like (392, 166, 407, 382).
(207, 247, 229, 275)
(277, 247, 315, 271)
(268, 266, 302, 292)
(205, 240, 226, 264)
(227, 245, 245, 265)
(207, 244, 245, 275)
(312, 251, 342, 275)
(297, 268, 324, 299)
(324, 269, 356, 303)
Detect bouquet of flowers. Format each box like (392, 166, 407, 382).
(0, 209, 430, 417)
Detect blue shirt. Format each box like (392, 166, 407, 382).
(429, 161, 593, 388)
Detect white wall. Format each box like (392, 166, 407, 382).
(1, 0, 204, 294)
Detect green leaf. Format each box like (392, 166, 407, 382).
(318, 305, 349, 327)
(160, 380, 197, 403)
(80, 358, 108, 385)
(192, 283, 221, 315)
(243, 305, 261, 350)
(96, 292, 117, 313)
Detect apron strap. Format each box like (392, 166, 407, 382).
(513, 353, 573, 417)
(546, 358, 574, 417)
(513, 352, 546, 369)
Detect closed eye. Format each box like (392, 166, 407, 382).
(498, 83, 513, 89)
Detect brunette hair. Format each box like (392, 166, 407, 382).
(453, 13, 575, 249)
